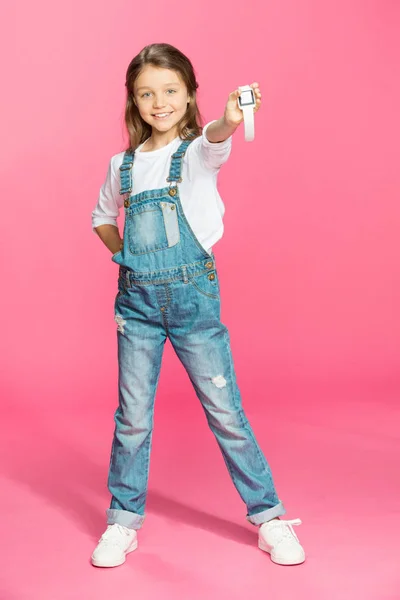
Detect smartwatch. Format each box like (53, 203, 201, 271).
(237, 85, 256, 142)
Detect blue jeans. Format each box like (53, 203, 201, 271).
(106, 140, 286, 529)
(106, 264, 285, 529)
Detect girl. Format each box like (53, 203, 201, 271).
(91, 43, 305, 568)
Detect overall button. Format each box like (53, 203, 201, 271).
(205, 261, 213, 269)
(124, 199, 130, 208)
(171, 205, 176, 210)
(208, 273, 215, 281)
(169, 188, 177, 196)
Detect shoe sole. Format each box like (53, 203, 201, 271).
(91, 540, 138, 568)
(258, 539, 305, 566)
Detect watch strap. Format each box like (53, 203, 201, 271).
(238, 85, 255, 142)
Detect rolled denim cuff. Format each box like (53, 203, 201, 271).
(246, 501, 286, 526)
(106, 508, 145, 530)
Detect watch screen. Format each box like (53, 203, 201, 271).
(239, 90, 255, 106)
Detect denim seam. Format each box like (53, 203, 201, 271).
(139, 433, 153, 516)
(161, 310, 169, 332)
(222, 329, 278, 512)
(175, 195, 211, 259)
(107, 406, 121, 501)
(165, 283, 172, 306)
(163, 284, 171, 331)
(189, 275, 220, 300)
(120, 259, 208, 277)
(125, 188, 174, 202)
(127, 234, 170, 257)
(108, 425, 117, 473)
(136, 339, 164, 519)
(162, 202, 180, 248)
(125, 200, 165, 214)
(224, 329, 267, 467)
(122, 269, 210, 287)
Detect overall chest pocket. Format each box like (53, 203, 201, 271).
(126, 201, 180, 255)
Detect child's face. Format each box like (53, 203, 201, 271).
(133, 65, 190, 136)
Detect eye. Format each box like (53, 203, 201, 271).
(141, 92, 152, 98)
(166, 89, 177, 94)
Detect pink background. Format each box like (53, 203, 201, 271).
(1, 0, 399, 599)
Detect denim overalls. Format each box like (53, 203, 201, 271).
(106, 138, 286, 529)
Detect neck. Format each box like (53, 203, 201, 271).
(142, 127, 179, 152)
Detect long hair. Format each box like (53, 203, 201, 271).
(124, 43, 203, 151)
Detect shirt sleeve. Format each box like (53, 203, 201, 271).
(197, 120, 233, 171)
(91, 156, 122, 233)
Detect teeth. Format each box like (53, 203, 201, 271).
(153, 113, 170, 118)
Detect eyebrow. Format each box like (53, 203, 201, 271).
(136, 83, 181, 91)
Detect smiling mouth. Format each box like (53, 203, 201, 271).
(152, 112, 173, 119)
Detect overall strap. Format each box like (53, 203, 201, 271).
(119, 150, 134, 195)
(167, 139, 194, 183)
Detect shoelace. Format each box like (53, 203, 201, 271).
(98, 524, 132, 547)
(267, 518, 302, 545)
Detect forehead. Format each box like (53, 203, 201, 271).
(134, 65, 183, 90)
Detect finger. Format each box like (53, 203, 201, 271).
(229, 89, 241, 97)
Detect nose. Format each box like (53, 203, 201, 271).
(153, 93, 167, 109)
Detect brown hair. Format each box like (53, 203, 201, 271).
(124, 43, 203, 151)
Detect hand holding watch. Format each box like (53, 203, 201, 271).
(237, 85, 256, 142)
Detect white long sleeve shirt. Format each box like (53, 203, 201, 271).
(91, 121, 232, 252)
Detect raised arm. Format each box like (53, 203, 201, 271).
(205, 82, 261, 143)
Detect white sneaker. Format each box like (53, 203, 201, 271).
(258, 518, 305, 565)
(91, 523, 138, 567)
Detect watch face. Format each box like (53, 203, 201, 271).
(239, 89, 255, 107)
